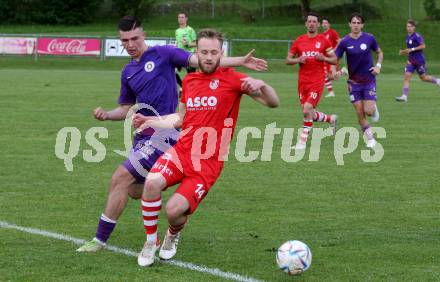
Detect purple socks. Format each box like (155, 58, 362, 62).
(402, 87, 409, 96)
(95, 214, 116, 243)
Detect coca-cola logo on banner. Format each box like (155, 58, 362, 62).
(38, 37, 101, 56)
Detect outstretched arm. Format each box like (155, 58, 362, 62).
(189, 49, 268, 71)
(240, 77, 279, 108)
(93, 104, 133, 121)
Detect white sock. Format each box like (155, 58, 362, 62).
(147, 233, 157, 243)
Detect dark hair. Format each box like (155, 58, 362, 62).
(305, 11, 320, 22)
(178, 12, 188, 17)
(118, 15, 142, 31)
(407, 19, 417, 27)
(196, 28, 224, 47)
(322, 17, 329, 22)
(349, 12, 364, 23)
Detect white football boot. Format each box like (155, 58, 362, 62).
(395, 95, 407, 102)
(366, 139, 377, 148)
(159, 230, 180, 260)
(138, 239, 160, 267)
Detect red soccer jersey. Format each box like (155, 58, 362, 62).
(322, 28, 339, 48)
(290, 34, 332, 85)
(176, 67, 247, 162)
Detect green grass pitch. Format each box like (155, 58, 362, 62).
(1, 65, 439, 281)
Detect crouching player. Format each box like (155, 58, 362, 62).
(132, 28, 279, 266)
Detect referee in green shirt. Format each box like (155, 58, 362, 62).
(175, 12, 197, 91)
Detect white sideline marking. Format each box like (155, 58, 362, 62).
(0, 220, 263, 282)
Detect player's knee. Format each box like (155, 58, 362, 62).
(364, 107, 374, 116)
(144, 177, 163, 194)
(302, 106, 313, 117)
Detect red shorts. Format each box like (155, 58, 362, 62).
(150, 148, 223, 215)
(298, 82, 324, 108)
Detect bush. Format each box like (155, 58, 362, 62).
(423, 0, 440, 20)
(0, 0, 100, 25)
(318, 2, 381, 22)
(112, 0, 157, 18)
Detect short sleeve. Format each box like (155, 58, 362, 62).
(118, 74, 136, 105)
(190, 27, 197, 43)
(370, 35, 379, 52)
(289, 40, 298, 55)
(180, 77, 188, 104)
(333, 30, 340, 41)
(231, 69, 248, 94)
(332, 30, 340, 47)
(158, 45, 191, 68)
(323, 38, 332, 53)
(335, 39, 345, 58)
(416, 33, 424, 45)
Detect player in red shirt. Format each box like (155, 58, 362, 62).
(286, 12, 338, 150)
(134, 28, 279, 267)
(321, 18, 341, 97)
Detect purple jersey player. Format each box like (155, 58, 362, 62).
(395, 19, 440, 102)
(335, 13, 383, 148)
(77, 16, 268, 253)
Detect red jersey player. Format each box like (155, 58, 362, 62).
(321, 17, 341, 97)
(134, 28, 279, 267)
(286, 12, 338, 150)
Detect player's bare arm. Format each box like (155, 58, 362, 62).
(369, 47, 383, 75)
(134, 103, 186, 131)
(93, 104, 133, 121)
(188, 49, 268, 71)
(315, 48, 338, 65)
(285, 52, 306, 65)
(240, 77, 279, 108)
(399, 43, 425, 56)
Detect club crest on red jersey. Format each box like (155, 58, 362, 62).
(209, 79, 220, 90)
(315, 41, 321, 49)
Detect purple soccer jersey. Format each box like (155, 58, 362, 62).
(406, 32, 425, 66)
(335, 32, 379, 84)
(119, 45, 190, 116)
(118, 45, 191, 182)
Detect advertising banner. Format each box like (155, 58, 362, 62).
(105, 39, 168, 57)
(37, 37, 101, 56)
(105, 39, 229, 57)
(0, 37, 36, 55)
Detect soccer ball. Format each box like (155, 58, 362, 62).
(276, 240, 312, 275)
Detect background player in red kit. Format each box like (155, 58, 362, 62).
(321, 17, 341, 97)
(286, 12, 338, 150)
(133, 28, 279, 267)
